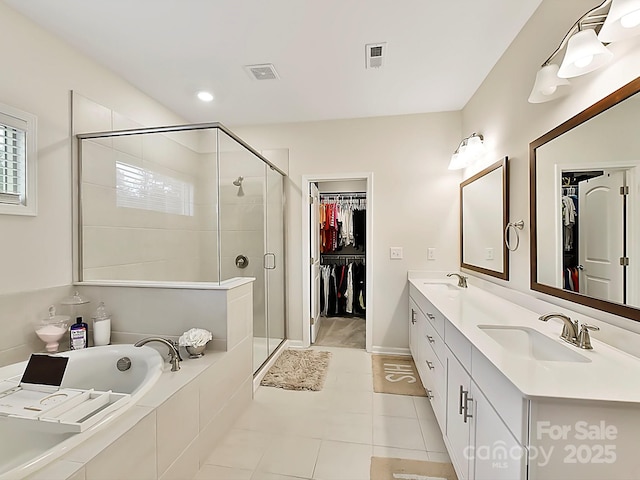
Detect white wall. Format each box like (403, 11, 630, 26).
(0, 2, 186, 295)
(235, 113, 462, 349)
(0, 2, 187, 364)
(461, 0, 640, 336)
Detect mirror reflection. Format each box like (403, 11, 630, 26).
(461, 158, 509, 280)
(532, 77, 640, 319)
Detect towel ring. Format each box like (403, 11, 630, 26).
(505, 220, 525, 252)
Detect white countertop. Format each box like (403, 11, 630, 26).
(409, 276, 640, 403)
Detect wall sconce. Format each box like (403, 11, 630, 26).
(449, 133, 485, 170)
(528, 0, 640, 103)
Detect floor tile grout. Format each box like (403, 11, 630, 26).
(195, 345, 450, 480)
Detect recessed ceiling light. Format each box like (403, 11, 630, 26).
(197, 91, 214, 102)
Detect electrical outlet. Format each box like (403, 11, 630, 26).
(390, 247, 403, 259)
(486, 248, 494, 260)
(427, 248, 436, 260)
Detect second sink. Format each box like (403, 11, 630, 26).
(478, 325, 591, 363)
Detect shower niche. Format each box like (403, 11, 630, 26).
(76, 122, 286, 372)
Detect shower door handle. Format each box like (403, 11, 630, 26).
(264, 253, 276, 270)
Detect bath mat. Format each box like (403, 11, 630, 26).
(260, 349, 331, 391)
(370, 457, 458, 480)
(371, 354, 426, 396)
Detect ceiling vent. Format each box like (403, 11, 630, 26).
(244, 63, 279, 81)
(365, 43, 387, 69)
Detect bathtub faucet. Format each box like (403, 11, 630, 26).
(134, 337, 182, 371)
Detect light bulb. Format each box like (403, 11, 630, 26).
(540, 85, 558, 96)
(574, 54, 594, 69)
(621, 9, 640, 28)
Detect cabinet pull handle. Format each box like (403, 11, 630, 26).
(426, 335, 435, 343)
(411, 310, 417, 325)
(459, 385, 465, 415)
(427, 313, 436, 320)
(426, 389, 434, 400)
(426, 360, 434, 370)
(463, 391, 474, 423)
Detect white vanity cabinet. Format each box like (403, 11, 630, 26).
(409, 297, 446, 428)
(409, 277, 640, 479)
(444, 323, 527, 480)
(409, 286, 527, 480)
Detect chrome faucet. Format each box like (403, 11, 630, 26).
(447, 273, 468, 288)
(134, 337, 182, 371)
(539, 313, 579, 345)
(538, 313, 599, 349)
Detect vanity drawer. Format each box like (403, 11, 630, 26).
(423, 315, 445, 363)
(445, 321, 472, 373)
(409, 286, 445, 337)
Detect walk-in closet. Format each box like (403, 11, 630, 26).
(310, 180, 367, 349)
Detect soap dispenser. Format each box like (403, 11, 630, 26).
(70, 316, 88, 350)
(92, 302, 111, 346)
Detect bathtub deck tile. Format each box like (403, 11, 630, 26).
(25, 460, 85, 480)
(62, 406, 154, 464)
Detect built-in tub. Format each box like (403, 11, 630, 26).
(0, 345, 163, 479)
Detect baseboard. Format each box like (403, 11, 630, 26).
(370, 345, 411, 356)
(253, 339, 289, 392)
(285, 339, 306, 349)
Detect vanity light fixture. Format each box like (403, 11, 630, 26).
(557, 27, 613, 78)
(528, 64, 571, 103)
(599, 0, 640, 42)
(448, 133, 485, 170)
(528, 0, 614, 103)
(196, 91, 214, 102)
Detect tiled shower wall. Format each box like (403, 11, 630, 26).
(74, 93, 219, 283)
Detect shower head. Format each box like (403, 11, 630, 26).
(232, 176, 244, 187)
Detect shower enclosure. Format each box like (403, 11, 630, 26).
(76, 123, 285, 372)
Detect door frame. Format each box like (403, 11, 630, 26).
(555, 162, 639, 304)
(301, 172, 373, 352)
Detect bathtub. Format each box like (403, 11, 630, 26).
(0, 345, 163, 480)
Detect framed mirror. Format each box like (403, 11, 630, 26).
(460, 157, 509, 280)
(530, 77, 640, 322)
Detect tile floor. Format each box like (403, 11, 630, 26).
(194, 346, 450, 480)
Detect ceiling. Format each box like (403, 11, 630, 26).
(5, 0, 543, 126)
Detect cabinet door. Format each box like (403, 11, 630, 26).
(446, 352, 472, 480)
(471, 382, 527, 480)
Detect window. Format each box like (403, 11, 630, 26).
(116, 161, 194, 216)
(0, 103, 37, 216)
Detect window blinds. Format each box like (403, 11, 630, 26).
(115, 161, 194, 216)
(0, 123, 26, 205)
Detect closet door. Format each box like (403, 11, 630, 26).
(310, 183, 321, 343)
(578, 170, 625, 302)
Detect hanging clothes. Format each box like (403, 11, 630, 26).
(319, 261, 365, 317)
(319, 195, 366, 253)
(562, 195, 577, 252)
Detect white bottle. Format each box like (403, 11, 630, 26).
(92, 302, 111, 346)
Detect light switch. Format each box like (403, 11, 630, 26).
(427, 248, 436, 260)
(390, 247, 403, 259)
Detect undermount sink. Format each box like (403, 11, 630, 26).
(478, 325, 591, 363)
(422, 282, 461, 295)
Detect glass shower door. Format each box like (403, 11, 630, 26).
(265, 165, 285, 358)
(217, 131, 269, 370)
